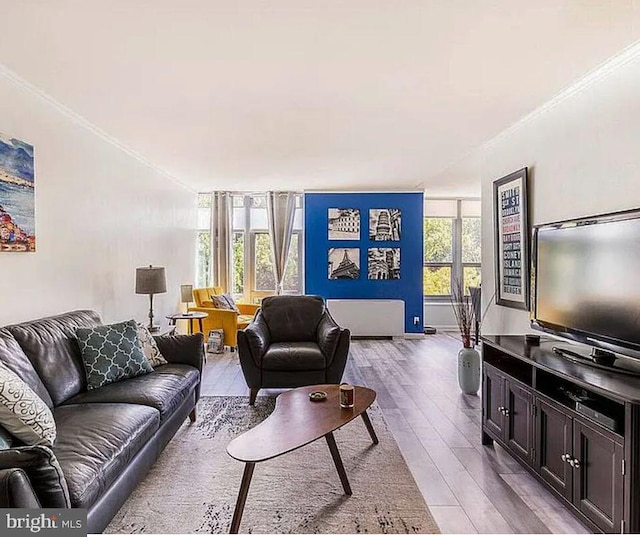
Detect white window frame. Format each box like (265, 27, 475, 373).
(424, 199, 481, 300)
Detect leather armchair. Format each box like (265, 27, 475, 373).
(237, 295, 350, 404)
(188, 287, 260, 349)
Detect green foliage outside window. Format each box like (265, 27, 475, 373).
(463, 266, 481, 294)
(198, 193, 212, 208)
(423, 214, 481, 297)
(423, 267, 451, 296)
(283, 234, 300, 291)
(233, 233, 244, 295)
(424, 218, 453, 263)
(462, 218, 481, 263)
(196, 232, 210, 288)
(255, 233, 276, 290)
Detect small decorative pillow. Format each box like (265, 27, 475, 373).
(211, 294, 240, 313)
(0, 364, 57, 446)
(223, 293, 241, 314)
(136, 323, 168, 367)
(76, 320, 153, 390)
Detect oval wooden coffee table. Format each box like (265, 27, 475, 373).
(226, 384, 378, 533)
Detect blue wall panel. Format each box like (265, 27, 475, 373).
(304, 192, 423, 333)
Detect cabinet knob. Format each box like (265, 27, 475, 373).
(561, 454, 568, 462)
(503, 408, 510, 417)
(497, 406, 505, 413)
(572, 458, 581, 469)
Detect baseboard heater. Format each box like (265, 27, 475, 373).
(326, 299, 405, 338)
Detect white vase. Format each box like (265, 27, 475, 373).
(458, 346, 481, 394)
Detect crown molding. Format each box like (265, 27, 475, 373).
(0, 62, 195, 193)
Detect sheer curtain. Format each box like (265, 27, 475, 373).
(210, 192, 232, 292)
(266, 192, 297, 295)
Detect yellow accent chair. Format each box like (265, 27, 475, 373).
(188, 287, 260, 349)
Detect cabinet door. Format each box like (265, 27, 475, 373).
(572, 419, 624, 533)
(483, 365, 505, 440)
(505, 380, 534, 463)
(536, 397, 573, 500)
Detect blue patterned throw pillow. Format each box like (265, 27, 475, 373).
(76, 320, 153, 390)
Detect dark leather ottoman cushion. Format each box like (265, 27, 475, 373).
(61, 364, 199, 423)
(53, 403, 159, 508)
(262, 342, 326, 371)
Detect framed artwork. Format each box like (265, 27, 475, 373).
(493, 167, 529, 310)
(368, 248, 400, 280)
(206, 329, 225, 354)
(369, 209, 401, 241)
(328, 248, 360, 279)
(0, 133, 35, 252)
(328, 208, 360, 240)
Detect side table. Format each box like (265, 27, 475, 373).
(166, 312, 208, 335)
(153, 325, 177, 337)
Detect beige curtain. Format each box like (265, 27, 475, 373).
(210, 192, 232, 292)
(266, 192, 297, 295)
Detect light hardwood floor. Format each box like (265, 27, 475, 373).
(199, 334, 591, 534)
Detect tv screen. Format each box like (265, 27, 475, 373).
(534, 211, 640, 352)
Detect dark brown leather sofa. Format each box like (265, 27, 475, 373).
(238, 295, 350, 404)
(0, 310, 203, 533)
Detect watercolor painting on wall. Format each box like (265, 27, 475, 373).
(0, 133, 35, 252)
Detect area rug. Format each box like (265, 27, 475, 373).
(106, 396, 440, 534)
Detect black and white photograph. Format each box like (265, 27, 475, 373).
(368, 248, 400, 280)
(328, 248, 360, 279)
(328, 208, 360, 240)
(369, 209, 401, 241)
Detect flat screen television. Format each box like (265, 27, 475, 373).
(532, 208, 640, 360)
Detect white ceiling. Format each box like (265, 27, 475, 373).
(1, 1, 639, 195)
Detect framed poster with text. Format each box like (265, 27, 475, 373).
(493, 168, 529, 310)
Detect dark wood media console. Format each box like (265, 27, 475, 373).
(481, 335, 640, 534)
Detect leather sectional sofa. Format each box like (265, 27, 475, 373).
(0, 310, 204, 533)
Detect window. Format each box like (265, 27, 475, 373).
(424, 199, 481, 298)
(231, 193, 303, 302)
(254, 232, 276, 291)
(195, 193, 212, 288)
(232, 231, 244, 295)
(423, 217, 453, 295)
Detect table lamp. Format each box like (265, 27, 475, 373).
(135, 265, 167, 332)
(180, 284, 193, 314)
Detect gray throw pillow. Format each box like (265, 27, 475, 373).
(76, 320, 153, 390)
(211, 294, 240, 314)
(223, 293, 241, 314)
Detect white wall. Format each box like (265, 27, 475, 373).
(424, 303, 457, 330)
(430, 46, 640, 335)
(0, 67, 196, 326)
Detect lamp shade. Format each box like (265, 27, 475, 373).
(135, 266, 167, 295)
(180, 284, 193, 303)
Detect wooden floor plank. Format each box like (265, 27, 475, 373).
(429, 506, 478, 534)
(199, 335, 593, 534)
(451, 447, 550, 534)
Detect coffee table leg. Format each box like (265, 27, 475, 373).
(230, 462, 255, 534)
(361, 410, 379, 445)
(325, 432, 352, 495)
